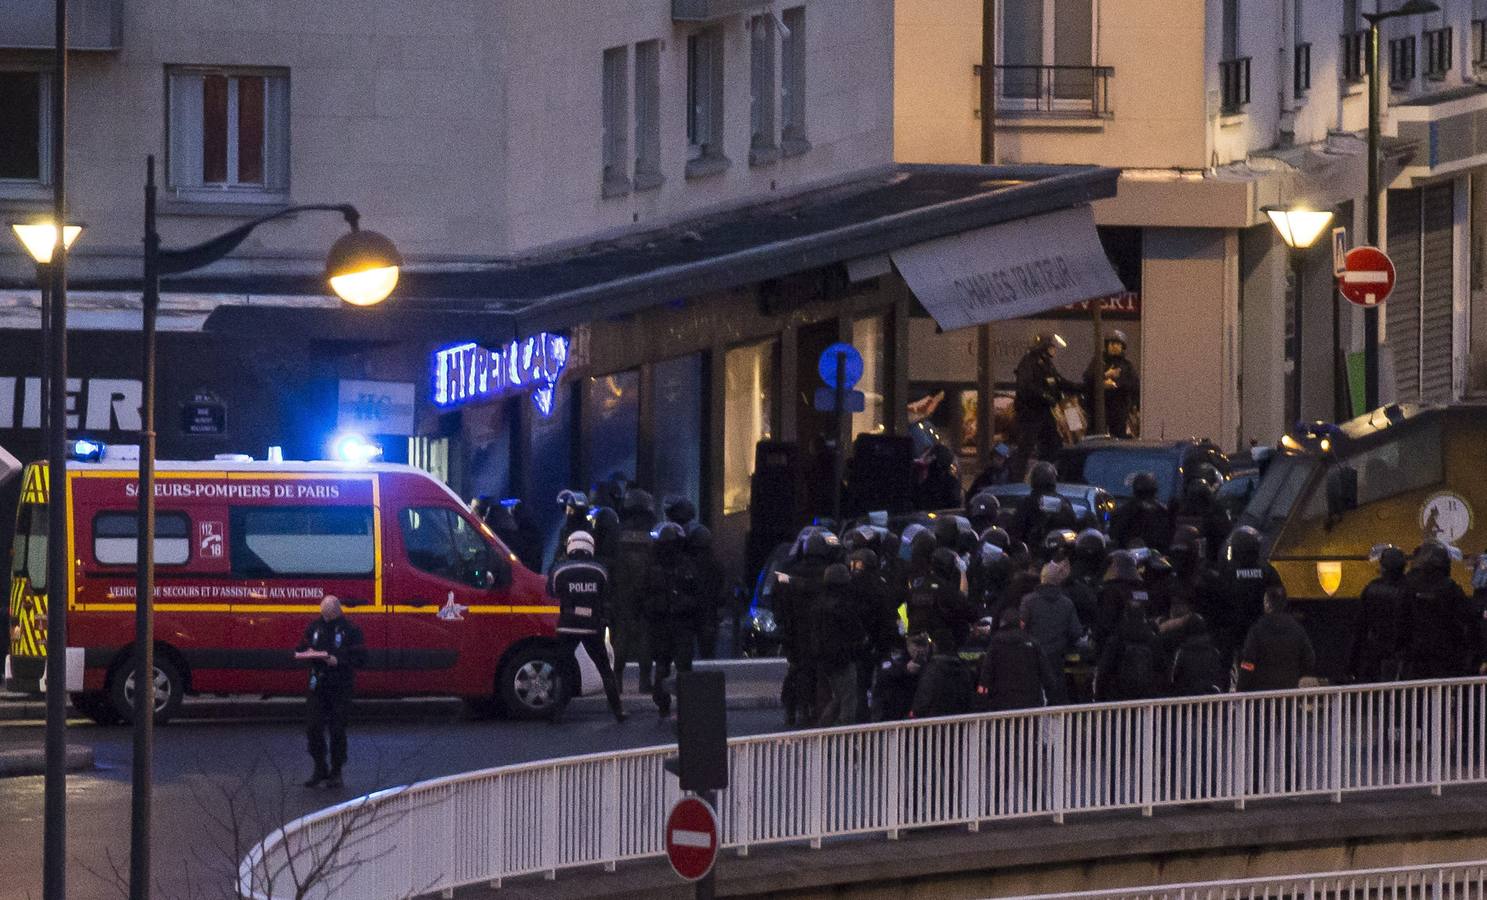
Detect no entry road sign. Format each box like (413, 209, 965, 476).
(665, 796, 720, 882)
(1339, 246, 1396, 308)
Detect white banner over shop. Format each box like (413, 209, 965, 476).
(891, 205, 1125, 330)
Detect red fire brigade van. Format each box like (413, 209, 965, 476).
(6, 453, 599, 724)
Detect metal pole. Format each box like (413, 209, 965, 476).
(42, 0, 68, 892)
(831, 351, 845, 527)
(1365, 19, 1381, 410)
(980, 0, 996, 165)
(976, 325, 993, 469)
(695, 790, 716, 900)
(1333, 288, 1347, 422)
(1090, 302, 1107, 435)
(1291, 253, 1305, 424)
(130, 156, 160, 900)
(37, 264, 51, 440)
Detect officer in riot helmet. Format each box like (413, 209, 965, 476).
(610, 488, 658, 693)
(775, 528, 840, 726)
(981, 526, 1012, 552)
(1084, 329, 1140, 439)
(686, 523, 724, 659)
(555, 490, 592, 561)
(1109, 471, 1172, 552)
(1012, 332, 1082, 478)
(664, 497, 697, 528)
(548, 531, 626, 722)
(1010, 462, 1077, 546)
(906, 547, 975, 655)
(1065, 529, 1108, 629)
(966, 491, 1002, 533)
(644, 522, 702, 717)
(1095, 549, 1150, 651)
(1174, 463, 1230, 566)
(1403, 540, 1475, 679)
(1349, 544, 1409, 683)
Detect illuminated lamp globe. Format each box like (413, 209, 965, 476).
(10, 222, 83, 264)
(325, 229, 402, 306)
(1263, 206, 1334, 250)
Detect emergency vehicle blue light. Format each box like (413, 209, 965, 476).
(331, 433, 382, 464)
(71, 439, 105, 461)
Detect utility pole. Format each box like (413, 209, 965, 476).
(977, 0, 996, 468)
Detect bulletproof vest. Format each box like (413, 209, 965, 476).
(552, 558, 609, 632)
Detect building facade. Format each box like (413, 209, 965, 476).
(896, 0, 1487, 450)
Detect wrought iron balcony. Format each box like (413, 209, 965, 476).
(0, 0, 120, 50)
(980, 64, 1114, 119)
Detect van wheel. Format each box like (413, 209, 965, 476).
(70, 692, 122, 726)
(107, 657, 185, 725)
(497, 645, 567, 720)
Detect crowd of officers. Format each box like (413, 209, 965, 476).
(535, 460, 1487, 726)
(770, 461, 1487, 727)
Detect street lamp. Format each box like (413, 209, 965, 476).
(9, 221, 83, 437)
(1264, 205, 1334, 425)
(128, 154, 400, 900)
(1363, 0, 1439, 409)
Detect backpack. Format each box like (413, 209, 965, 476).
(1173, 640, 1226, 695)
(1117, 639, 1157, 699)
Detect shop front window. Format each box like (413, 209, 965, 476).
(851, 315, 886, 440)
(585, 370, 640, 489)
(724, 341, 775, 515)
(653, 354, 704, 515)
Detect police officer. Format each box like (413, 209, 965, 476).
(645, 522, 702, 718)
(1065, 529, 1108, 628)
(1109, 471, 1172, 552)
(1349, 545, 1409, 683)
(1213, 525, 1279, 663)
(1403, 540, 1474, 679)
(1009, 462, 1077, 546)
(610, 489, 657, 693)
(1083, 329, 1140, 438)
(1012, 333, 1081, 477)
(555, 489, 592, 556)
(1095, 549, 1149, 651)
(686, 523, 724, 659)
(906, 547, 975, 655)
(775, 529, 839, 727)
(295, 596, 366, 789)
(548, 531, 626, 722)
(966, 491, 1002, 534)
(1237, 586, 1315, 691)
(1172, 464, 1231, 566)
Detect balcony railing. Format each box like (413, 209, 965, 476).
(1220, 56, 1251, 113)
(979, 64, 1114, 119)
(1342, 30, 1369, 83)
(1294, 42, 1312, 96)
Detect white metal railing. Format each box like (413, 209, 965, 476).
(237, 677, 1487, 899)
(991, 859, 1487, 899)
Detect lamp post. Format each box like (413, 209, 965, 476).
(129, 155, 400, 900)
(1264, 205, 1335, 424)
(1362, 0, 1439, 409)
(8, 219, 80, 900)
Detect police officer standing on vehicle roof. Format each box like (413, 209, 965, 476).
(296, 596, 367, 789)
(1012, 333, 1082, 478)
(1083, 330, 1139, 438)
(548, 531, 626, 723)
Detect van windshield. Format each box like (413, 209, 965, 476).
(1239, 456, 1318, 535)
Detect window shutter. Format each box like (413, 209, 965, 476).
(168, 72, 204, 189)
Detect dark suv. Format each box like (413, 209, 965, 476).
(1054, 437, 1232, 507)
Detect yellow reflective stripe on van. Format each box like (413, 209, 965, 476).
(20, 464, 47, 504)
(8, 578, 45, 657)
(67, 602, 554, 615)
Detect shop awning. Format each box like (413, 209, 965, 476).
(890, 204, 1124, 331)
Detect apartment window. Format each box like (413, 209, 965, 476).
(1221, 0, 1239, 60)
(1342, 31, 1369, 82)
(1220, 57, 1251, 112)
(168, 68, 289, 197)
(601, 46, 630, 197)
(1294, 43, 1312, 96)
(686, 27, 728, 178)
(0, 70, 51, 186)
(1474, 19, 1487, 68)
(1425, 27, 1453, 80)
(723, 341, 775, 515)
(634, 40, 662, 190)
(749, 14, 778, 165)
(781, 6, 809, 153)
(1389, 35, 1417, 85)
(1001, 0, 1097, 107)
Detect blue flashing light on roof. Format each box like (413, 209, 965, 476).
(330, 433, 382, 464)
(71, 439, 105, 462)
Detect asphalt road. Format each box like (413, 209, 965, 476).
(0, 662, 788, 900)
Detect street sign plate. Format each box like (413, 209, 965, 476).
(666, 796, 720, 882)
(1339, 245, 1396, 308)
(1331, 226, 1348, 278)
(813, 387, 866, 413)
(817, 343, 864, 390)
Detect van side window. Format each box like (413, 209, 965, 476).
(1351, 419, 1443, 505)
(13, 504, 48, 591)
(398, 507, 501, 589)
(230, 506, 374, 577)
(93, 512, 191, 566)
